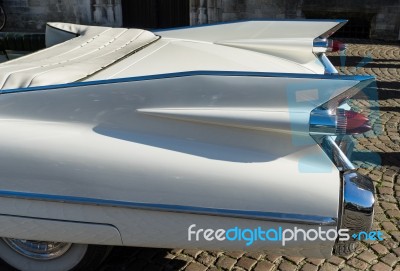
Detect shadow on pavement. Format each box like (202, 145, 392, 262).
(329, 55, 400, 69)
(100, 247, 186, 271)
(352, 152, 400, 168)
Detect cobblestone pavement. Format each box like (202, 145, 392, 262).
(1, 40, 398, 271)
(96, 40, 400, 271)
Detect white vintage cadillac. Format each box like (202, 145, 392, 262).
(0, 20, 375, 271)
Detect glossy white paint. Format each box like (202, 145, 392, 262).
(0, 20, 360, 257)
(0, 72, 364, 255)
(92, 20, 340, 80)
(0, 197, 335, 257)
(0, 20, 334, 90)
(90, 38, 319, 80)
(154, 20, 344, 73)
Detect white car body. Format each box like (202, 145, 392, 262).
(0, 20, 375, 270)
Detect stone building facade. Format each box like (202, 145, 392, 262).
(3, 0, 122, 32)
(3, 0, 400, 40)
(190, 0, 400, 40)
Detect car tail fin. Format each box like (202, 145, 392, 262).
(155, 19, 347, 42)
(156, 20, 347, 73)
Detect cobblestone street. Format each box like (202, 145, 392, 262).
(1, 40, 398, 271)
(98, 40, 400, 271)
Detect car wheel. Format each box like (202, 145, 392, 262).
(0, 238, 112, 271)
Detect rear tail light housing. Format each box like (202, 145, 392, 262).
(330, 40, 346, 52)
(309, 79, 375, 171)
(310, 108, 372, 136)
(313, 38, 347, 53)
(310, 108, 371, 170)
(313, 38, 346, 74)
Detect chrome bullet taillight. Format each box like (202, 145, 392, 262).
(313, 38, 347, 53)
(310, 108, 371, 136)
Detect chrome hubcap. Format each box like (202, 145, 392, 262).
(2, 238, 72, 260)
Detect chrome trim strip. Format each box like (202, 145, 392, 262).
(319, 21, 348, 39)
(310, 135, 355, 171)
(326, 136, 355, 170)
(336, 135, 355, 163)
(319, 54, 338, 74)
(0, 190, 337, 226)
(1, 70, 374, 95)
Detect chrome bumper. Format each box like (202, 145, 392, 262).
(341, 171, 375, 232)
(334, 171, 375, 255)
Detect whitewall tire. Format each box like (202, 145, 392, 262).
(0, 238, 112, 271)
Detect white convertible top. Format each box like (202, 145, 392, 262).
(0, 23, 158, 90)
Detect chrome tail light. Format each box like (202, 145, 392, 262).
(309, 78, 376, 171)
(313, 39, 347, 53)
(310, 108, 372, 136)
